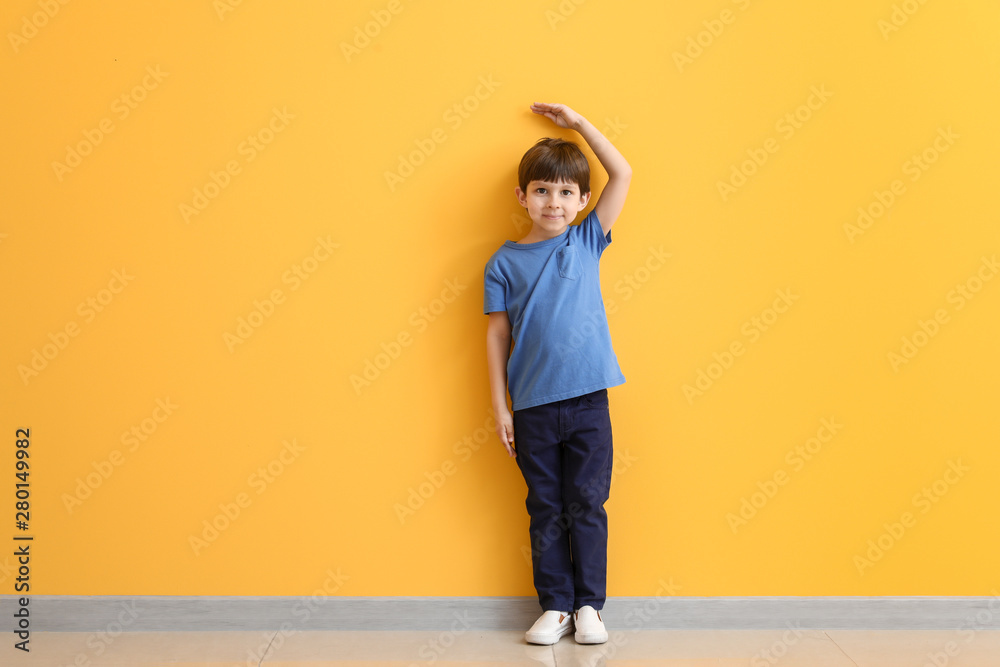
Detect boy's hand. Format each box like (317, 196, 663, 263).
(529, 101, 632, 236)
(530, 102, 583, 130)
(495, 407, 516, 458)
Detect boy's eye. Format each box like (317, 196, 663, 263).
(561, 190, 573, 196)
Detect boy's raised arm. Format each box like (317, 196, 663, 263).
(530, 102, 632, 236)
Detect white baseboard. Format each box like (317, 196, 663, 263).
(3, 596, 1000, 632)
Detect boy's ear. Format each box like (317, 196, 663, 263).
(580, 190, 592, 207)
(515, 186, 527, 207)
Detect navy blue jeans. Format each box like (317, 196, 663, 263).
(513, 388, 614, 612)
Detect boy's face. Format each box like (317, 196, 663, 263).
(515, 179, 591, 240)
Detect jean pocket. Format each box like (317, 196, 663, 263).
(556, 246, 580, 280)
(583, 389, 608, 408)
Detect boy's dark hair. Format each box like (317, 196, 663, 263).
(518, 137, 590, 195)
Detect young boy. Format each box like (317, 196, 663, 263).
(483, 102, 631, 645)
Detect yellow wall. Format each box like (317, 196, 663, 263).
(2, 0, 998, 596)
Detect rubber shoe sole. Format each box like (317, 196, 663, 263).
(525, 611, 574, 645)
(574, 607, 608, 644)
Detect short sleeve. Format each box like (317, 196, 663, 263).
(483, 263, 507, 314)
(575, 208, 611, 258)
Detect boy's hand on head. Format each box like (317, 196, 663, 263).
(530, 102, 583, 131)
(530, 102, 632, 236)
(495, 408, 516, 458)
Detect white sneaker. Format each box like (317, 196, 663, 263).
(525, 610, 574, 645)
(574, 605, 608, 644)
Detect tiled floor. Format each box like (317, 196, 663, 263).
(9, 629, 1000, 666)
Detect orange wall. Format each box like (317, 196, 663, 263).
(1, 0, 999, 596)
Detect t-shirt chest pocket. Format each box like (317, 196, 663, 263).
(556, 245, 581, 280)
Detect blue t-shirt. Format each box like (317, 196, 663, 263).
(484, 209, 625, 411)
